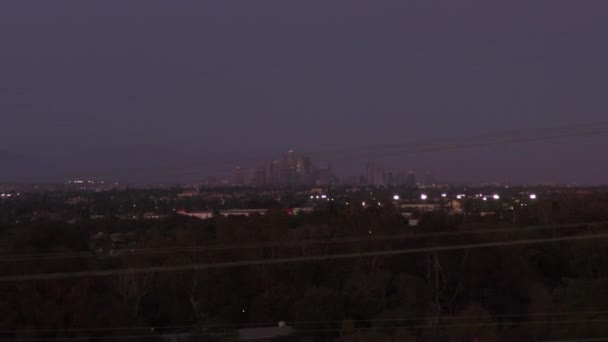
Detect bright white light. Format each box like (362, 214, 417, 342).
(530, 194, 537, 200)
(321, 195, 327, 199)
(377, 202, 381, 206)
(441, 193, 447, 198)
(493, 194, 500, 200)
(316, 195, 320, 199)
(362, 201, 366, 206)
(420, 194, 428, 200)
(456, 195, 462, 200)
(393, 195, 400, 200)
(483, 197, 488, 201)
(310, 196, 314, 199)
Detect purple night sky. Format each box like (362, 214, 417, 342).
(1, 1, 607, 184)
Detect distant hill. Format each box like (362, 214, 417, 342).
(0, 150, 55, 183)
(53, 145, 255, 184)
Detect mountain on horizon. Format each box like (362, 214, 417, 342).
(0, 149, 56, 183)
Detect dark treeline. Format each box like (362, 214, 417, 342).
(2, 197, 608, 341)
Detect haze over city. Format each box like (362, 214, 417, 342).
(4, 2, 608, 342)
(2, 0, 608, 184)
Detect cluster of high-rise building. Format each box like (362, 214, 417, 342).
(235, 150, 336, 187)
(215, 151, 438, 188)
(361, 163, 419, 187)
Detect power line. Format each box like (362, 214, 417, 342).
(4, 318, 608, 341)
(542, 339, 608, 342)
(1, 232, 607, 282)
(2, 221, 604, 262)
(3, 308, 608, 335)
(42, 121, 608, 181)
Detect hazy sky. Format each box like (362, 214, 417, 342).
(1, 1, 607, 183)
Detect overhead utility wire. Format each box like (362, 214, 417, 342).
(1, 221, 604, 262)
(1, 232, 607, 282)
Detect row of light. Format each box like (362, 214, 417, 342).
(393, 193, 538, 201)
(316, 193, 538, 203)
(0, 193, 19, 198)
(310, 195, 335, 202)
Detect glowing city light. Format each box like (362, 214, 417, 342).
(530, 194, 537, 200)
(420, 194, 428, 200)
(362, 201, 366, 206)
(321, 195, 327, 199)
(393, 195, 400, 200)
(441, 193, 447, 198)
(493, 194, 500, 200)
(483, 197, 488, 201)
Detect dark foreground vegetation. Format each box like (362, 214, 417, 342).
(1, 190, 608, 341)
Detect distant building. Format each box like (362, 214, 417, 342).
(270, 159, 282, 185)
(201, 176, 218, 187)
(386, 172, 394, 186)
(316, 161, 333, 186)
(364, 163, 386, 186)
(373, 167, 386, 186)
(406, 171, 417, 188)
(251, 161, 267, 186)
(424, 171, 436, 188)
(284, 150, 298, 185)
(296, 156, 312, 185)
(177, 189, 199, 198)
(365, 162, 375, 185)
(238, 323, 294, 340)
(177, 208, 313, 220)
(287, 149, 297, 167)
(234, 166, 245, 186)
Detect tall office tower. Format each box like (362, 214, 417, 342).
(425, 171, 436, 188)
(287, 150, 297, 168)
(233, 166, 244, 186)
(317, 161, 333, 186)
(270, 159, 282, 185)
(406, 171, 417, 188)
(252, 161, 267, 186)
(386, 172, 394, 186)
(373, 167, 386, 186)
(281, 150, 297, 186)
(365, 162, 375, 185)
(296, 156, 312, 185)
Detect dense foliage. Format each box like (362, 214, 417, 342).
(1, 195, 608, 341)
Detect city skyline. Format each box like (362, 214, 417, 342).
(1, 1, 608, 184)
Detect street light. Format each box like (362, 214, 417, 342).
(420, 194, 428, 200)
(493, 194, 500, 200)
(530, 194, 537, 200)
(393, 195, 400, 200)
